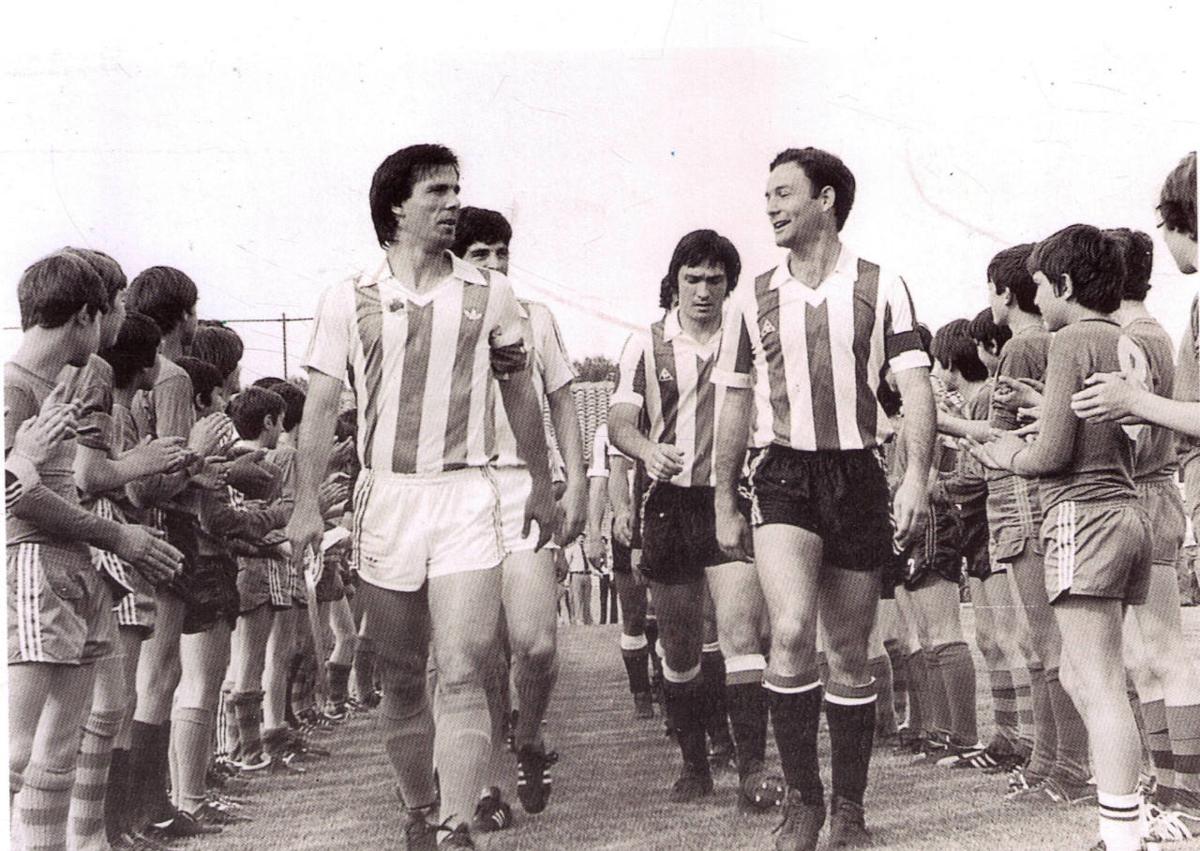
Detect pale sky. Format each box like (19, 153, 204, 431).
(2, 2, 1197, 384)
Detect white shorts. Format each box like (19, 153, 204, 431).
(494, 466, 558, 554)
(352, 466, 504, 592)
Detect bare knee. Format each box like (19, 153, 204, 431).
(513, 629, 556, 674)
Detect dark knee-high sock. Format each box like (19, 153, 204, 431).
(825, 680, 877, 807)
(1013, 666, 1034, 756)
(725, 655, 769, 777)
(1044, 666, 1090, 786)
(869, 653, 896, 738)
(232, 691, 266, 761)
(103, 748, 129, 843)
(147, 721, 173, 824)
(380, 683, 436, 810)
(1166, 703, 1200, 812)
(69, 708, 123, 850)
(645, 619, 662, 688)
(354, 645, 377, 702)
(327, 662, 352, 706)
(217, 682, 239, 760)
(765, 672, 823, 806)
(817, 651, 830, 686)
(434, 677, 492, 830)
(988, 668, 1020, 752)
(885, 639, 909, 727)
(700, 645, 733, 752)
(619, 633, 651, 695)
(933, 642, 978, 746)
(921, 648, 951, 739)
(1026, 665, 1057, 780)
(663, 666, 709, 774)
(905, 650, 927, 735)
(1143, 700, 1176, 806)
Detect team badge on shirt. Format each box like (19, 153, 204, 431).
(659, 367, 674, 382)
(760, 318, 776, 336)
(464, 308, 483, 321)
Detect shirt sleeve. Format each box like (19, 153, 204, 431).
(67, 359, 115, 453)
(611, 333, 648, 409)
(4, 385, 39, 454)
(487, 277, 526, 351)
(883, 274, 930, 373)
(1012, 332, 1084, 476)
(304, 282, 354, 383)
(6, 456, 38, 510)
(153, 371, 195, 440)
(712, 293, 755, 389)
(532, 304, 576, 395)
(1177, 296, 1200, 404)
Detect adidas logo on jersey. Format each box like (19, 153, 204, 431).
(464, 308, 483, 321)
(659, 367, 674, 382)
(761, 319, 776, 335)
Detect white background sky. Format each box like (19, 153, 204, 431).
(1, 2, 1196, 384)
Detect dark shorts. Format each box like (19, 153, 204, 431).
(237, 555, 294, 613)
(8, 543, 115, 665)
(315, 551, 347, 603)
(639, 484, 732, 586)
(748, 446, 893, 574)
(1043, 498, 1152, 605)
(903, 501, 963, 591)
(176, 555, 240, 634)
(960, 498, 999, 581)
(611, 535, 633, 575)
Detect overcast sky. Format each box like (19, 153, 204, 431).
(2, 2, 1197, 384)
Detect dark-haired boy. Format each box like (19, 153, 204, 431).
(974, 224, 1153, 851)
(6, 252, 183, 850)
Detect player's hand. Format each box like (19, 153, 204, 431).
(1071, 371, 1145, 424)
(286, 502, 325, 574)
(612, 506, 633, 548)
(556, 480, 587, 546)
(995, 376, 1044, 411)
(131, 435, 192, 476)
(188, 414, 226, 457)
(190, 457, 230, 490)
(12, 401, 80, 467)
(891, 475, 930, 552)
(583, 533, 606, 568)
(642, 443, 684, 482)
(523, 477, 561, 552)
(318, 474, 350, 517)
(226, 450, 278, 499)
(327, 437, 354, 475)
(115, 524, 183, 586)
(715, 495, 753, 562)
(630, 553, 647, 588)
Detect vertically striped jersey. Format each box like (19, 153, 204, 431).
(612, 309, 725, 488)
(492, 299, 576, 471)
(712, 247, 928, 451)
(304, 253, 525, 475)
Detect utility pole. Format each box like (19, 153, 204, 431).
(281, 312, 289, 378)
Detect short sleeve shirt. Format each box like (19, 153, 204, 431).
(132, 356, 196, 442)
(1121, 316, 1177, 482)
(304, 252, 526, 475)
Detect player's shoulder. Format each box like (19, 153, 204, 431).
(156, 355, 190, 387)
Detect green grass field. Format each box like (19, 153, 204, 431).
(185, 610, 1200, 850)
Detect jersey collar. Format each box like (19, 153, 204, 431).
(768, 243, 857, 291)
(359, 250, 492, 290)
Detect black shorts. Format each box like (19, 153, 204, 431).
(903, 501, 963, 591)
(960, 497, 999, 581)
(315, 551, 346, 603)
(177, 555, 240, 634)
(748, 446, 893, 574)
(640, 484, 730, 586)
(611, 535, 633, 575)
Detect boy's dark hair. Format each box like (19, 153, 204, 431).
(1159, 151, 1197, 239)
(229, 386, 285, 441)
(988, 243, 1040, 315)
(99, 312, 162, 389)
(769, 147, 857, 231)
(1104, 228, 1154, 301)
(190, 323, 244, 380)
(62, 247, 126, 310)
(1027, 224, 1126, 315)
(175, 356, 224, 410)
(369, 144, 459, 248)
(450, 207, 512, 258)
(966, 307, 1012, 354)
(335, 408, 358, 443)
(265, 380, 306, 432)
(659, 229, 742, 310)
(127, 266, 198, 335)
(18, 251, 109, 330)
(252, 376, 284, 388)
(931, 318, 989, 383)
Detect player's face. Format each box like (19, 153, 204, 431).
(224, 364, 241, 396)
(976, 341, 1000, 375)
(677, 263, 728, 326)
(394, 166, 461, 249)
(138, 357, 161, 392)
(180, 305, 198, 348)
(69, 308, 103, 366)
(1163, 227, 1197, 275)
(1032, 270, 1067, 331)
(766, 162, 827, 250)
(463, 241, 510, 276)
(987, 279, 1009, 326)
(100, 288, 127, 350)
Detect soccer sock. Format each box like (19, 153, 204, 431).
(645, 619, 663, 687)
(379, 680, 436, 810)
(20, 763, 75, 851)
(922, 648, 952, 740)
(825, 679, 877, 807)
(1142, 700, 1176, 807)
(147, 721, 173, 824)
(1097, 790, 1141, 851)
(171, 706, 215, 814)
(869, 653, 896, 738)
(125, 720, 157, 831)
(905, 650, 927, 735)
(232, 690, 266, 760)
(69, 708, 123, 850)
(933, 641, 978, 747)
(218, 682, 239, 760)
(1013, 666, 1035, 756)
(988, 668, 1019, 752)
(434, 676, 493, 829)
(103, 748, 129, 843)
(817, 651, 830, 686)
(1128, 684, 1151, 776)
(1026, 664, 1057, 781)
(765, 672, 823, 806)
(1045, 666, 1091, 786)
(663, 663, 709, 773)
(327, 662, 352, 706)
(354, 645, 377, 702)
(885, 639, 909, 727)
(700, 645, 733, 753)
(619, 633, 651, 695)
(1166, 703, 1200, 812)
(513, 645, 557, 751)
(725, 655, 768, 776)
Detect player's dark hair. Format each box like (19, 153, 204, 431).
(659, 229, 742, 311)
(18, 251, 108, 330)
(1028, 224, 1126, 315)
(1104, 228, 1154, 301)
(175, 356, 224, 410)
(62, 248, 126, 310)
(190, 323, 244, 380)
(769, 147, 857, 231)
(99, 312, 161, 389)
(265, 380, 306, 432)
(252, 376, 284, 388)
(966, 308, 1012, 355)
(932, 318, 989, 383)
(1159, 151, 1197, 239)
(229, 386, 285, 440)
(127, 266, 198, 336)
(369, 144, 459, 248)
(450, 207, 512, 258)
(988, 244, 1040, 315)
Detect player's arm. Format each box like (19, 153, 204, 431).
(892, 367, 935, 548)
(547, 384, 585, 543)
(983, 345, 1080, 476)
(1072, 376, 1200, 439)
(608, 453, 634, 547)
(498, 369, 558, 548)
(74, 439, 190, 496)
(937, 410, 993, 441)
(286, 370, 341, 562)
